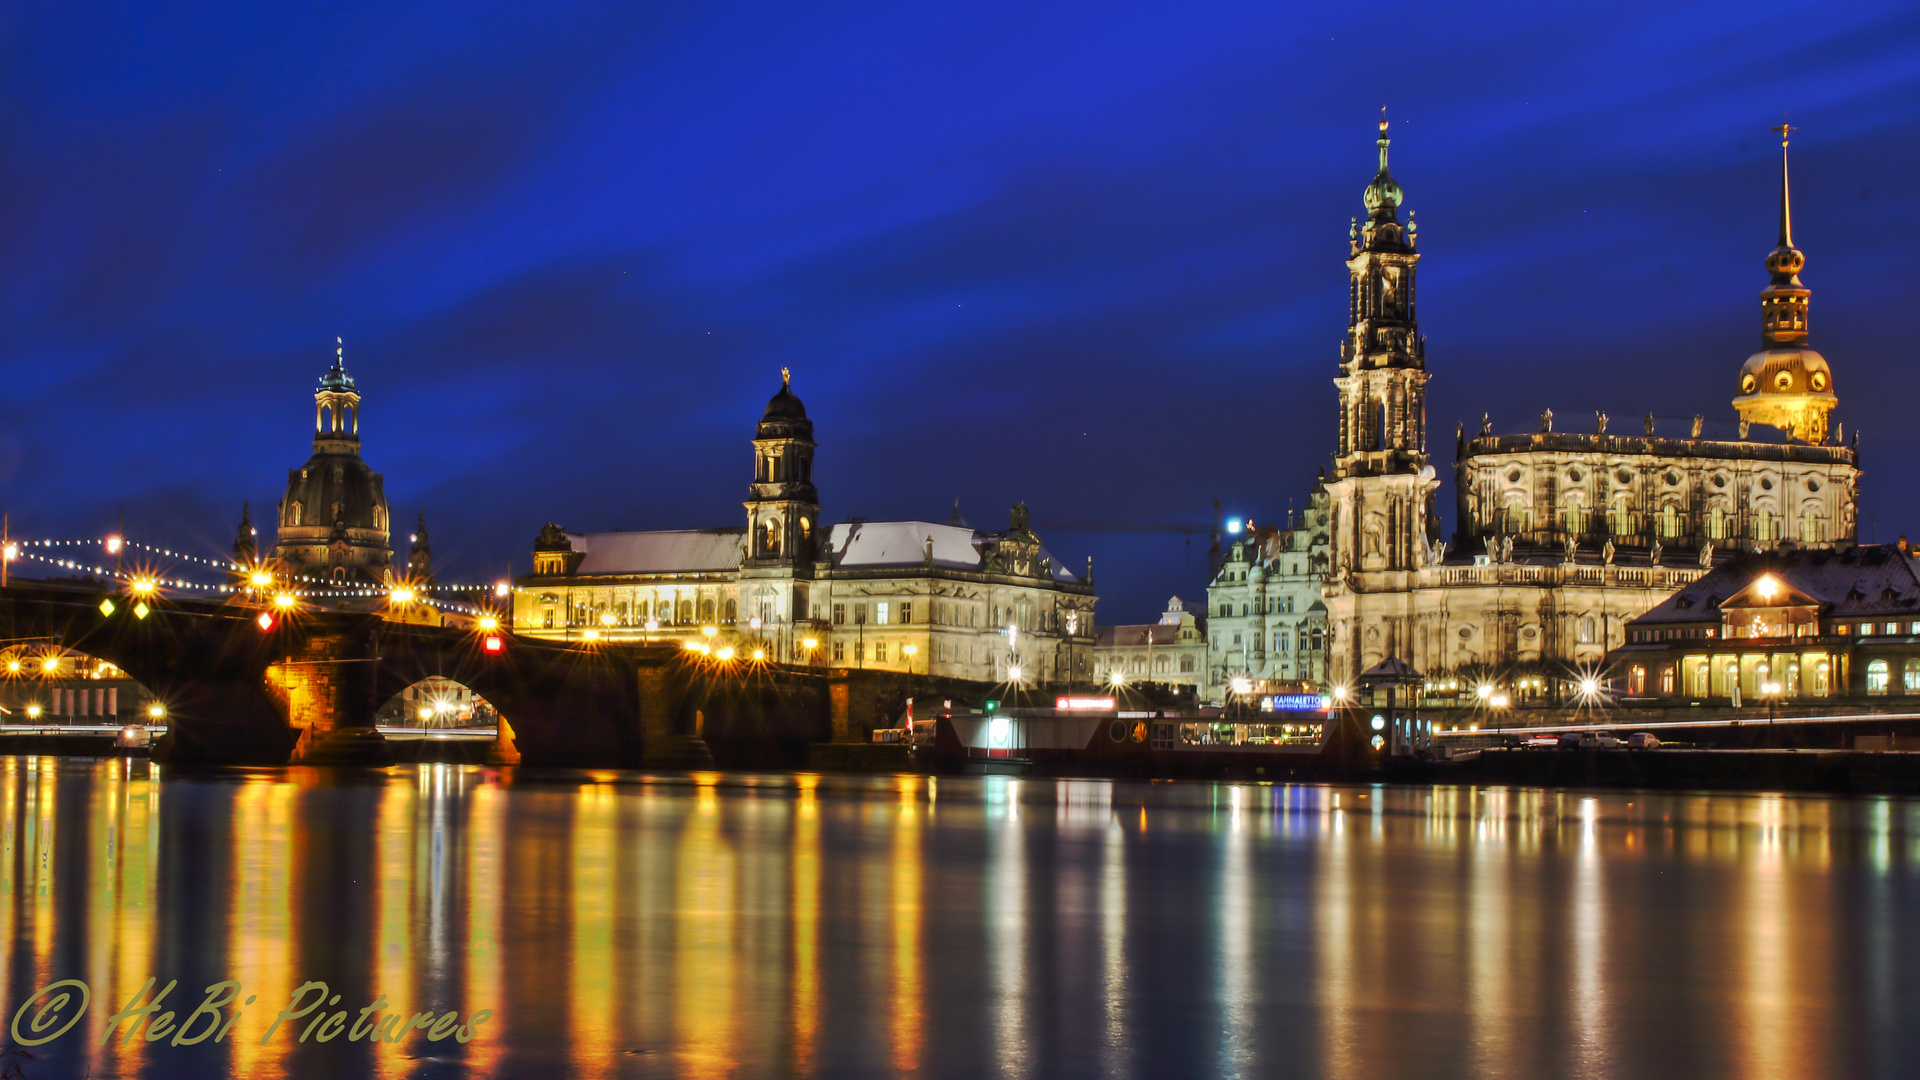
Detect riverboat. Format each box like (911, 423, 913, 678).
(910, 696, 1439, 775)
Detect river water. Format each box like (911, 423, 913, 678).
(0, 757, 1916, 1078)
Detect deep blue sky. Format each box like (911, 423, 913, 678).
(2, 2, 1918, 622)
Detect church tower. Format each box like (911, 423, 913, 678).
(1733, 124, 1837, 445)
(273, 340, 395, 585)
(744, 368, 820, 569)
(1322, 116, 1441, 679)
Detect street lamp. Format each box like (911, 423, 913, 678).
(903, 643, 917, 675)
(1491, 692, 1510, 739)
(1761, 681, 1782, 725)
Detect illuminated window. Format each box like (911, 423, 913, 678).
(832, 640, 845, 662)
(1754, 509, 1777, 543)
(1658, 504, 1685, 539)
(875, 602, 890, 626)
(1890, 623, 1902, 636)
(1706, 507, 1727, 540)
(1868, 660, 1890, 694)
(875, 642, 888, 663)
(1904, 659, 1920, 693)
(1799, 512, 1823, 543)
(1628, 666, 1646, 694)
(1659, 666, 1675, 694)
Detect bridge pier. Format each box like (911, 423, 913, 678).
(267, 617, 393, 766)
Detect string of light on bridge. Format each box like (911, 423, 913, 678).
(2, 537, 513, 616)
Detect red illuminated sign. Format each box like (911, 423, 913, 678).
(1055, 696, 1116, 710)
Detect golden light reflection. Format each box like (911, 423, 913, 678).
(792, 776, 821, 1075)
(891, 776, 924, 1075)
(571, 779, 618, 1073)
(228, 776, 293, 1080)
(0, 767, 1902, 1078)
(675, 778, 737, 1078)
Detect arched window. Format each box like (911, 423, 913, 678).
(724, 598, 738, 623)
(1903, 659, 1920, 693)
(1754, 509, 1777, 543)
(1578, 617, 1597, 644)
(699, 598, 716, 622)
(1799, 511, 1823, 543)
(1628, 666, 1646, 694)
(1559, 503, 1588, 535)
(1659, 666, 1675, 694)
(677, 599, 693, 624)
(1658, 504, 1684, 539)
(1867, 659, 1889, 694)
(1707, 506, 1727, 540)
(1502, 500, 1529, 534)
(1608, 498, 1633, 537)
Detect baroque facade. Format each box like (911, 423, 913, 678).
(514, 375, 1098, 686)
(1322, 121, 1859, 685)
(1202, 483, 1331, 699)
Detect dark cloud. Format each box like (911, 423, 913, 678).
(0, 0, 1916, 622)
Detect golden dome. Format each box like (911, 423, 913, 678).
(1733, 346, 1836, 444)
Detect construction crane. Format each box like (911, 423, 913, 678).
(1041, 501, 1230, 577)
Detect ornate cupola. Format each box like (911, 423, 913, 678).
(1733, 124, 1837, 444)
(272, 340, 395, 586)
(744, 368, 821, 569)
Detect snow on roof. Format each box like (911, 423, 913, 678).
(824, 520, 1081, 581)
(568, 528, 745, 575)
(828, 521, 979, 569)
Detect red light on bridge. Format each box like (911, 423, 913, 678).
(256, 611, 275, 631)
(483, 635, 504, 653)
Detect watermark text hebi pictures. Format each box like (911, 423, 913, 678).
(10, 978, 491, 1048)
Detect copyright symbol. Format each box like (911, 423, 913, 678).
(11, 979, 89, 1046)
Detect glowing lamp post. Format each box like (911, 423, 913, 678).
(903, 643, 917, 675)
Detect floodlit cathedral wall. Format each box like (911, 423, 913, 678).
(1318, 120, 1858, 685)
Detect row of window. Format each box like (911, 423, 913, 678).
(1214, 630, 1326, 652)
(828, 599, 1082, 633)
(1632, 620, 1920, 644)
(1499, 505, 1823, 542)
(1216, 596, 1302, 617)
(1096, 654, 1200, 675)
(1630, 656, 1920, 697)
(542, 596, 738, 628)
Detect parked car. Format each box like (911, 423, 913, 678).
(1627, 732, 1662, 750)
(1561, 731, 1624, 749)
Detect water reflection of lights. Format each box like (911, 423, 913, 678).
(0, 769, 1897, 1077)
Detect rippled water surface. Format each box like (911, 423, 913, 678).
(2, 757, 1919, 1078)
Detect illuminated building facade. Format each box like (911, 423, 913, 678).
(1322, 123, 1859, 685)
(1611, 544, 1920, 704)
(514, 377, 1098, 685)
(1202, 482, 1331, 699)
(1093, 596, 1208, 692)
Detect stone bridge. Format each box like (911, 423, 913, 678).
(0, 581, 924, 767)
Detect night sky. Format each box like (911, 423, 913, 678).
(3, 2, 1918, 622)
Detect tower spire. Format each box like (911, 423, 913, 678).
(1773, 122, 1795, 249)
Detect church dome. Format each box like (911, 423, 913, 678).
(756, 368, 814, 441)
(763, 384, 807, 420)
(271, 347, 394, 585)
(1736, 346, 1833, 400)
